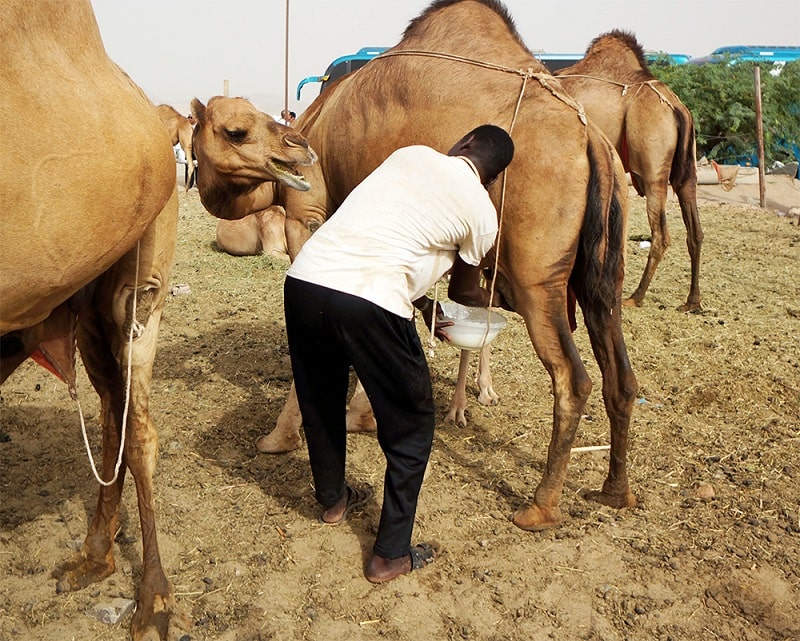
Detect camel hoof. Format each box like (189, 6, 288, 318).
(622, 297, 642, 308)
(677, 301, 702, 313)
(52, 552, 114, 593)
(445, 409, 467, 427)
(511, 504, 562, 531)
(585, 488, 637, 509)
(255, 429, 302, 454)
(131, 592, 191, 641)
(346, 416, 377, 433)
(477, 391, 500, 406)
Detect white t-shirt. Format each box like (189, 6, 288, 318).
(287, 145, 498, 319)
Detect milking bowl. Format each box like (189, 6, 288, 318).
(439, 302, 507, 350)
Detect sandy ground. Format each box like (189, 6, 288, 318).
(1, 173, 799, 641)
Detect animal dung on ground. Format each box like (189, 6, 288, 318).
(692, 482, 716, 500)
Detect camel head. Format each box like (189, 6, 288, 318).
(191, 96, 317, 194)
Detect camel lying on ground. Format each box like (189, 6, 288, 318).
(156, 103, 195, 191)
(0, 4, 315, 639)
(193, 0, 638, 532)
(555, 30, 703, 312)
(214, 206, 290, 260)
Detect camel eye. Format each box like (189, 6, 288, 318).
(225, 129, 247, 143)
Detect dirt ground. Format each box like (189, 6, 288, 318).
(1, 174, 799, 641)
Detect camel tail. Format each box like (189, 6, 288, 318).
(669, 106, 697, 189)
(571, 139, 625, 313)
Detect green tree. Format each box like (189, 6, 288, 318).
(651, 59, 800, 167)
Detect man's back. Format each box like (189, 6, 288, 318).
(287, 145, 498, 318)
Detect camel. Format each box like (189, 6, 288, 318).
(214, 206, 290, 260)
(193, 0, 638, 532)
(156, 103, 195, 191)
(0, 3, 315, 639)
(448, 28, 705, 430)
(191, 96, 316, 264)
(555, 30, 703, 312)
(190, 95, 317, 217)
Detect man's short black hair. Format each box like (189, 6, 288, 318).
(467, 124, 514, 180)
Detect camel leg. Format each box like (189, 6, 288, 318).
(446, 349, 471, 426)
(177, 129, 194, 193)
(57, 204, 189, 641)
(256, 382, 304, 453)
(580, 300, 638, 509)
(511, 289, 593, 531)
(475, 345, 499, 406)
(346, 378, 377, 432)
(52, 353, 124, 592)
(674, 177, 703, 312)
(624, 182, 670, 307)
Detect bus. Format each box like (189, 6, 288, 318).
(689, 45, 800, 67)
(297, 47, 691, 98)
(296, 47, 387, 99)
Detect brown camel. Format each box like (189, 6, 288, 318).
(156, 103, 195, 191)
(555, 30, 703, 311)
(193, 0, 638, 532)
(0, 3, 315, 639)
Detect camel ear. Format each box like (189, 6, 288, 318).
(190, 98, 205, 123)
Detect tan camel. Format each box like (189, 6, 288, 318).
(190, 95, 317, 219)
(1, 3, 184, 639)
(0, 4, 315, 640)
(214, 206, 289, 260)
(555, 30, 703, 312)
(193, 0, 638, 532)
(156, 103, 195, 191)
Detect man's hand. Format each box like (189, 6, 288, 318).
(413, 296, 455, 342)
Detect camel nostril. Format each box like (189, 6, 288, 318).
(284, 133, 308, 148)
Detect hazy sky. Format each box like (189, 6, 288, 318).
(91, 0, 799, 116)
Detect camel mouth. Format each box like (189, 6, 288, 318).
(268, 158, 312, 192)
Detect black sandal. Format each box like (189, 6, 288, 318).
(409, 542, 436, 570)
(318, 485, 372, 525)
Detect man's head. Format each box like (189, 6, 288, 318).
(447, 125, 514, 187)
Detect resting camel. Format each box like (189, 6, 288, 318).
(0, 4, 315, 640)
(214, 205, 290, 260)
(555, 30, 703, 311)
(193, 0, 638, 532)
(156, 103, 195, 191)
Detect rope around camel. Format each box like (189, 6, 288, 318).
(74, 241, 142, 487)
(374, 49, 589, 352)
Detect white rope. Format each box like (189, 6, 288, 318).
(377, 50, 548, 352)
(427, 282, 439, 358)
(375, 50, 587, 124)
(556, 74, 674, 107)
(78, 240, 140, 486)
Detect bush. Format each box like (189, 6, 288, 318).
(650, 59, 800, 167)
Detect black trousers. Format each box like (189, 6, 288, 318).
(284, 276, 435, 559)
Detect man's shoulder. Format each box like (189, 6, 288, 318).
(391, 144, 441, 158)
(385, 145, 453, 170)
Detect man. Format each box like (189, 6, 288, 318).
(284, 124, 514, 583)
(278, 109, 296, 126)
